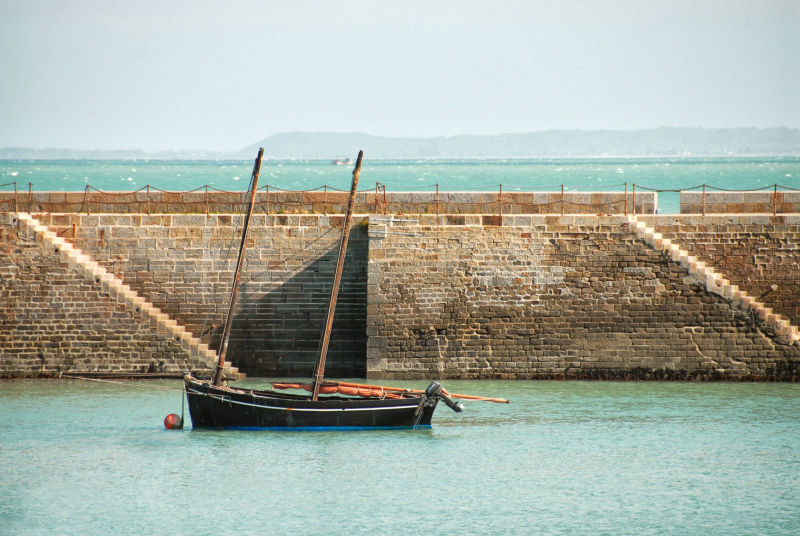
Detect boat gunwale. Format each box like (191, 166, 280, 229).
(185, 377, 426, 408)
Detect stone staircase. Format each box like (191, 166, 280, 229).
(628, 215, 800, 347)
(15, 213, 241, 379)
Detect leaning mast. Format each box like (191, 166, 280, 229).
(311, 151, 363, 400)
(211, 148, 264, 386)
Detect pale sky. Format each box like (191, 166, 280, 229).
(1, 0, 798, 151)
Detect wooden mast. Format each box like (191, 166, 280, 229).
(312, 151, 363, 400)
(211, 148, 264, 386)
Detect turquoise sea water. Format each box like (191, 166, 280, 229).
(1, 157, 799, 213)
(1, 379, 798, 535)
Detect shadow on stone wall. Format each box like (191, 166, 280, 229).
(206, 240, 368, 378)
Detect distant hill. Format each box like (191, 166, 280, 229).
(2, 128, 799, 160)
(245, 128, 800, 159)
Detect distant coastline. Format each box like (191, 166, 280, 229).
(2, 127, 799, 160)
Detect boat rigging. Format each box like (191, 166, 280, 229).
(183, 149, 507, 430)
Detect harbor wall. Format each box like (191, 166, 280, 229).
(4, 189, 800, 215)
(366, 214, 800, 380)
(2, 211, 799, 380)
(2, 213, 368, 378)
(639, 215, 800, 327)
(0, 216, 214, 378)
(680, 191, 800, 214)
(0, 190, 655, 215)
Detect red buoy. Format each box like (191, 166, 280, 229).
(164, 413, 183, 430)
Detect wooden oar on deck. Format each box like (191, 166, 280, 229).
(274, 380, 510, 404)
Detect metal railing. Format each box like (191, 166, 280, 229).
(2, 181, 799, 216)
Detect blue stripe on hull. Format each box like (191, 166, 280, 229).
(202, 424, 433, 432)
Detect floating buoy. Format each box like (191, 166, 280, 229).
(164, 413, 183, 430)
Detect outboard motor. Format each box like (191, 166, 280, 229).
(425, 381, 464, 413)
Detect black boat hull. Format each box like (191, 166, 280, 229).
(184, 376, 439, 430)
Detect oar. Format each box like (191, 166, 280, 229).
(440, 389, 510, 404)
(276, 380, 510, 404)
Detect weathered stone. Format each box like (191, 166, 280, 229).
(2, 210, 799, 380)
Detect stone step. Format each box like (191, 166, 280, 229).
(14, 213, 236, 379)
(654, 237, 671, 249)
(722, 284, 739, 300)
(773, 317, 792, 332)
(628, 214, 800, 349)
(790, 327, 800, 343)
(224, 367, 242, 379)
(49, 236, 68, 248)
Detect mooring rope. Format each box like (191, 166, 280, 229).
(198, 212, 243, 347)
(63, 375, 184, 393)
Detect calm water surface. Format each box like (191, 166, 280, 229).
(1, 379, 798, 535)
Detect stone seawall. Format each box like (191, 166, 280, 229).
(366, 215, 800, 380)
(639, 215, 800, 327)
(8, 189, 800, 215)
(15, 213, 368, 378)
(0, 214, 215, 378)
(2, 211, 799, 380)
(0, 190, 657, 215)
(681, 190, 800, 214)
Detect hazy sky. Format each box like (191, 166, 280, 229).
(1, 0, 798, 151)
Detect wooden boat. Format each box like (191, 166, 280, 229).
(184, 149, 505, 430)
(183, 376, 462, 430)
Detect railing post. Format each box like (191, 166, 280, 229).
(204, 185, 209, 215)
(435, 183, 439, 216)
(773, 184, 778, 216)
(324, 185, 328, 215)
(624, 182, 628, 216)
(265, 185, 270, 222)
(702, 184, 706, 217)
(28, 182, 33, 213)
(146, 185, 151, 215)
(12, 181, 17, 214)
(499, 184, 503, 216)
(632, 184, 636, 215)
(375, 182, 379, 214)
(560, 184, 564, 216)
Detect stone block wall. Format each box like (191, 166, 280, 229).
(3, 211, 799, 380)
(8, 189, 800, 215)
(0, 190, 657, 215)
(31, 213, 368, 377)
(366, 215, 800, 380)
(680, 190, 800, 214)
(374, 191, 656, 215)
(639, 215, 800, 327)
(0, 215, 211, 378)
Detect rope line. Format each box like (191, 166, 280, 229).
(3, 181, 798, 215)
(63, 374, 185, 392)
(701, 184, 781, 193)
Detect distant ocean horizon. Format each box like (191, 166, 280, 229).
(2, 156, 799, 214)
